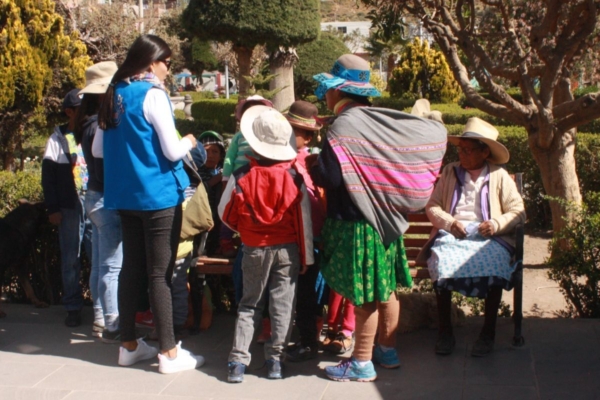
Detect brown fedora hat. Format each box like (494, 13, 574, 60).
(285, 100, 323, 131)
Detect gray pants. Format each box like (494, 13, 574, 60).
(229, 243, 300, 365)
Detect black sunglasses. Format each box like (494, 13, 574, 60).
(159, 59, 171, 70)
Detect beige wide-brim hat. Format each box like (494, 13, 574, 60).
(447, 117, 510, 164)
(79, 61, 118, 95)
(410, 99, 444, 123)
(240, 105, 296, 161)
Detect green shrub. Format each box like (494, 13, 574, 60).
(388, 38, 462, 103)
(0, 170, 43, 217)
(371, 97, 416, 111)
(190, 99, 238, 135)
(180, 91, 217, 101)
(547, 193, 600, 318)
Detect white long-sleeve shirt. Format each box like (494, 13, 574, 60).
(92, 88, 192, 161)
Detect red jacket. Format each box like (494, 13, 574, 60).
(218, 158, 314, 266)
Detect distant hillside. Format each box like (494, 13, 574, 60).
(320, 0, 372, 22)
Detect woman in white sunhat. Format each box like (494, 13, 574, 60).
(417, 117, 526, 357)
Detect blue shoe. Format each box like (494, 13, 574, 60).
(228, 362, 246, 383)
(373, 345, 401, 369)
(266, 359, 282, 379)
(324, 357, 377, 382)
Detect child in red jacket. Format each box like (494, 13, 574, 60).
(219, 106, 313, 383)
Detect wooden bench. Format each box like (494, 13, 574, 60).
(192, 174, 525, 346)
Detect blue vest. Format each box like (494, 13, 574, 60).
(103, 81, 189, 210)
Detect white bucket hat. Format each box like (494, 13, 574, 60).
(240, 106, 296, 161)
(79, 61, 118, 95)
(447, 117, 510, 164)
(410, 99, 444, 123)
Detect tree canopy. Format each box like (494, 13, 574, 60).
(0, 0, 89, 170)
(294, 32, 349, 99)
(364, 0, 600, 236)
(181, 0, 320, 49)
(181, 0, 321, 97)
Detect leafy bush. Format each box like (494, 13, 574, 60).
(190, 99, 238, 134)
(371, 96, 416, 111)
(0, 170, 43, 217)
(388, 37, 462, 103)
(547, 193, 600, 318)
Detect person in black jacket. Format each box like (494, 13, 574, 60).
(41, 89, 92, 327)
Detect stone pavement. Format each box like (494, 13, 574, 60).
(0, 304, 599, 400)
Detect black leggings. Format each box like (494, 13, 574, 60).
(118, 205, 182, 351)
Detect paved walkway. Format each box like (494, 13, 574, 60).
(0, 304, 599, 400)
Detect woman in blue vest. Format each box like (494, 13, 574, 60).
(95, 34, 204, 374)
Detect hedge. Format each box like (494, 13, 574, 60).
(190, 99, 238, 135)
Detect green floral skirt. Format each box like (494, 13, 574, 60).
(320, 218, 412, 306)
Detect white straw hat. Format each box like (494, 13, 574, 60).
(410, 99, 444, 123)
(79, 61, 118, 95)
(447, 117, 510, 164)
(240, 106, 296, 161)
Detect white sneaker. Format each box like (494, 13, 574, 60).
(158, 342, 205, 374)
(118, 338, 159, 367)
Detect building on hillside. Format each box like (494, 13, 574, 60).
(320, 21, 371, 58)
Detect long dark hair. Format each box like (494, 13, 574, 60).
(98, 34, 172, 130)
(73, 94, 102, 144)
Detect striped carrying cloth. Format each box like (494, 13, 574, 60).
(329, 106, 447, 247)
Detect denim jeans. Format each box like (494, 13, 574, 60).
(58, 194, 92, 311)
(85, 190, 122, 331)
(229, 243, 300, 365)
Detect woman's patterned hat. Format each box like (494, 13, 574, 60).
(313, 54, 381, 100)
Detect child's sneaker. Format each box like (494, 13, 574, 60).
(372, 345, 401, 369)
(228, 361, 246, 383)
(266, 359, 282, 379)
(92, 321, 104, 338)
(158, 342, 205, 374)
(324, 357, 377, 382)
(321, 328, 337, 350)
(286, 343, 318, 362)
(328, 333, 353, 354)
(102, 329, 122, 344)
(118, 339, 158, 367)
(135, 310, 155, 328)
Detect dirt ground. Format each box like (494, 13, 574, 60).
(504, 234, 568, 317)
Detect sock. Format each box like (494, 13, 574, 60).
(379, 345, 394, 352)
(355, 360, 371, 366)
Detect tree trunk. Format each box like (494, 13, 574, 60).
(528, 127, 582, 235)
(269, 48, 298, 112)
(387, 53, 395, 81)
(233, 45, 253, 97)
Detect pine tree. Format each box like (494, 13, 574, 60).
(0, 0, 89, 170)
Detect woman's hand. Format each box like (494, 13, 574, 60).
(450, 220, 467, 239)
(184, 133, 197, 148)
(478, 220, 496, 237)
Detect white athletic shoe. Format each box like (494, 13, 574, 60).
(118, 338, 158, 367)
(158, 342, 205, 374)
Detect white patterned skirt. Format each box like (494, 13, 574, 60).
(427, 231, 514, 298)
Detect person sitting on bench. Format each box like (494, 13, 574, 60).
(417, 117, 526, 357)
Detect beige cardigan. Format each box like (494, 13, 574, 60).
(416, 161, 526, 265)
